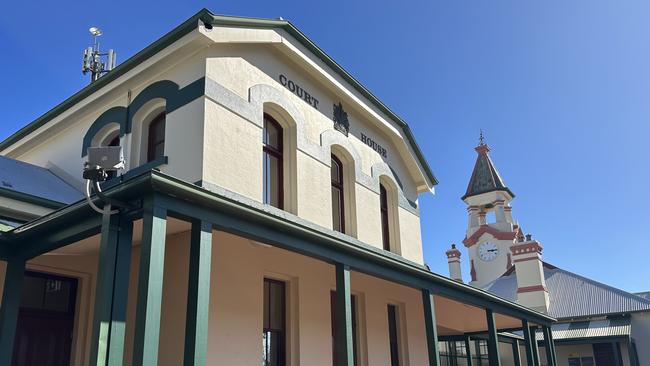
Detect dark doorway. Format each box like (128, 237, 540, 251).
(592, 342, 622, 366)
(12, 271, 78, 366)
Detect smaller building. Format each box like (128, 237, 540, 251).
(485, 262, 650, 366)
(445, 139, 650, 366)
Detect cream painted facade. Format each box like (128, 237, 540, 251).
(3, 24, 427, 264)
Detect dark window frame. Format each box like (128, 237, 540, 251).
(331, 154, 345, 233)
(263, 114, 284, 209)
(387, 304, 400, 366)
(380, 184, 391, 251)
(263, 278, 286, 366)
(147, 112, 166, 163)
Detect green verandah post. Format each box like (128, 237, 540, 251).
(465, 336, 473, 366)
(512, 340, 522, 366)
(132, 196, 168, 365)
(183, 219, 213, 366)
(90, 209, 134, 366)
(485, 309, 501, 366)
(0, 258, 26, 365)
(522, 320, 536, 366)
(530, 325, 541, 366)
(422, 289, 440, 366)
(543, 326, 557, 366)
(335, 262, 354, 366)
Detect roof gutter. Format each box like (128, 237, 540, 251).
(0, 187, 67, 210)
(146, 171, 551, 323)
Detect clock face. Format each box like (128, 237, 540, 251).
(478, 242, 499, 262)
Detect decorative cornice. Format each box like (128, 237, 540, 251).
(463, 225, 517, 247)
(511, 241, 543, 256)
(446, 247, 461, 259)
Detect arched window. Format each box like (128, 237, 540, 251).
(380, 183, 391, 251)
(331, 155, 345, 233)
(147, 113, 166, 162)
(263, 114, 283, 209)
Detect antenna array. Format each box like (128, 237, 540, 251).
(82, 27, 117, 83)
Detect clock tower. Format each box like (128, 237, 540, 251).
(460, 135, 522, 288)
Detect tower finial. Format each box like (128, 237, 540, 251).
(479, 129, 485, 146)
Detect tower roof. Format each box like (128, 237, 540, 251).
(462, 138, 514, 200)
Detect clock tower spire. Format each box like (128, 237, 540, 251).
(461, 133, 520, 287)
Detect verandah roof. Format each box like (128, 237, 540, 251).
(0, 169, 554, 326)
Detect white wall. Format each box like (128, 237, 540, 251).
(632, 312, 650, 365)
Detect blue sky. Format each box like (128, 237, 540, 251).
(1, 1, 648, 292)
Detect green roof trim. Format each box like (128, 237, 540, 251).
(0, 187, 66, 210)
(0, 169, 553, 324)
(0, 8, 438, 186)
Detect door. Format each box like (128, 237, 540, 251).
(592, 342, 622, 366)
(12, 271, 78, 366)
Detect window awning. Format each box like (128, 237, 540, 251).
(536, 318, 631, 341)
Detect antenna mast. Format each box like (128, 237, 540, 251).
(82, 27, 117, 83)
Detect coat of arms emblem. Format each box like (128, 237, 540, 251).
(333, 102, 349, 136)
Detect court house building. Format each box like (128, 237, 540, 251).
(0, 9, 558, 366)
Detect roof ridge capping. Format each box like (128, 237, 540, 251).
(0, 8, 438, 189)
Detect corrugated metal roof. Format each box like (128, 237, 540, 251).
(0, 156, 81, 204)
(483, 263, 650, 319)
(535, 318, 631, 341)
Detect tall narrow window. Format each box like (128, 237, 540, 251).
(263, 279, 286, 366)
(387, 304, 400, 366)
(263, 114, 284, 209)
(331, 155, 345, 233)
(380, 184, 390, 251)
(147, 112, 166, 162)
(330, 291, 358, 366)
